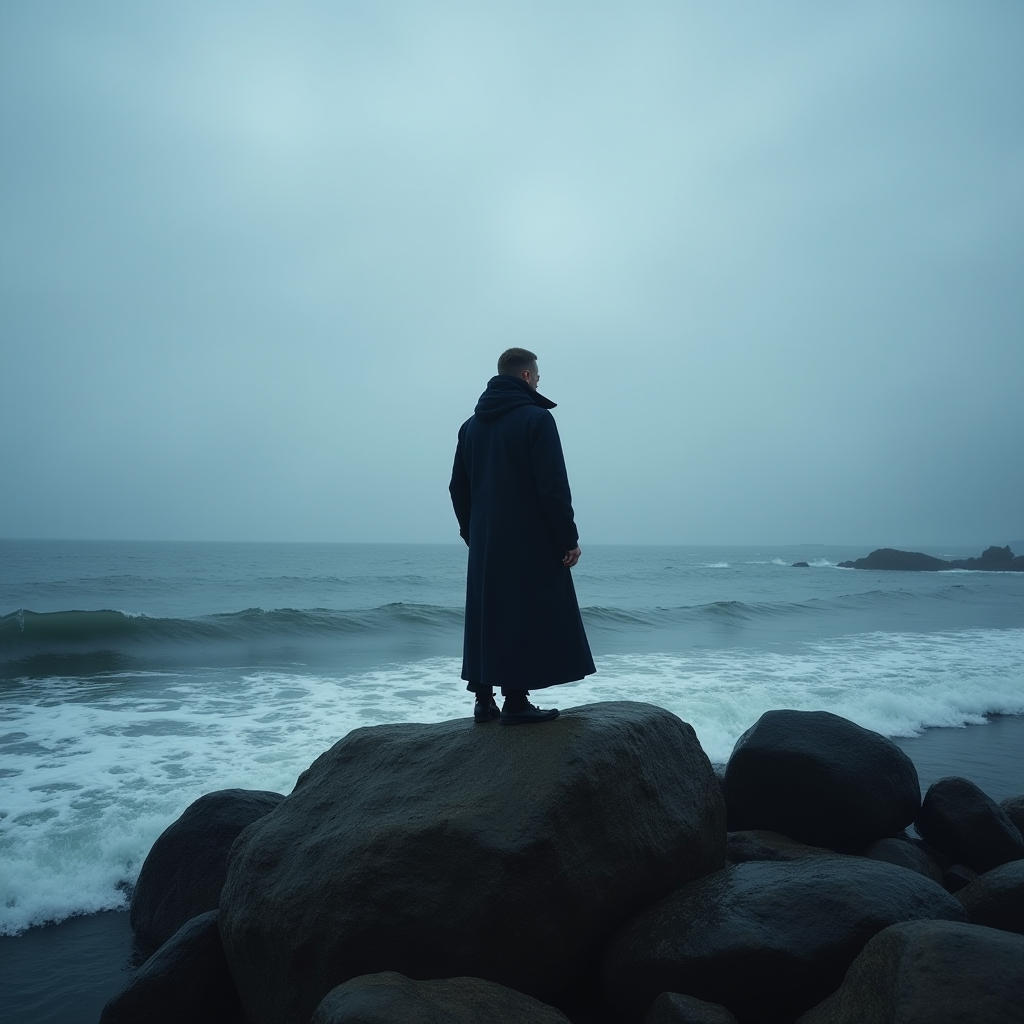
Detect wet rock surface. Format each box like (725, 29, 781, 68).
(955, 859, 1024, 934)
(100, 910, 246, 1024)
(603, 857, 966, 1024)
(724, 709, 920, 851)
(726, 830, 838, 864)
(219, 702, 725, 1024)
(310, 972, 571, 1024)
(795, 920, 1024, 1023)
(130, 788, 284, 947)
(863, 837, 944, 885)
(645, 991, 740, 1024)
(915, 776, 1024, 873)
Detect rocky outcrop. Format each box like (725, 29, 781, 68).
(837, 545, 1024, 571)
(310, 972, 571, 1024)
(602, 857, 966, 1024)
(915, 776, 1024, 873)
(795, 920, 1024, 1023)
(724, 710, 920, 852)
(219, 702, 726, 1024)
(645, 992, 739, 1024)
(836, 548, 952, 571)
(948, 544, 1024, 570)
(100, 910, 247, 1024)
(130, 788, 284, 947)
(955, 859, 1024, 934)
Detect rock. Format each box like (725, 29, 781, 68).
(726, 830, 838, 864)
(948, 545, 1024, 571)
(956, 859, 1024, 934)
(1000, 794, 1024, 834)
(838, 548, 952, 571)
(906, 836, 951, 874)
(130, 788, 285, 947)
(795, 920, 1024, 1023)
(100, 910, 246, 1024)
(724, 710, 920, 852)
(220, 702, 726, 1024)
(791, 561, 810, 568)
(645, 992, 739, 1024)
(915, 776, 1024, 873)
(864, 837, 944, 885)
(942, 864, 977, 893)
(310, 972, 571, 1024)
(603, 857, 966, 1024)
(837, 545, 1024, 572)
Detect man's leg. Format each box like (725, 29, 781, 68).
(499, 687, 559, 726)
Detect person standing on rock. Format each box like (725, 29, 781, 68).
(450, 347, 596, 725)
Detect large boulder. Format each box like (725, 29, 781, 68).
(310, 972, 571, 1024)
(130, 788, 285, 946)
(220, 702, 725, 1024)
(724, 710, 920, 851)
(603, 857, 966, 1024)
(795, 920, 1024, 1023)
(955, 859, 1024, 934)
(915, 776, 1024, 873)
(100, 910, 247, 1024)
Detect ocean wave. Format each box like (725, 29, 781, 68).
(1, 581, 1009, 679)
(1, 628, 1021, 934)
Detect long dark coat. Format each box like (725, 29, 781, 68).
(449, 375, 596, 691)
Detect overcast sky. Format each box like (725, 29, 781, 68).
(1, 1, 1021, 547)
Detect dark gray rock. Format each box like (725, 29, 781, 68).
(791, 561, 810, 568)
(956, 859, 1024, 934)
(838, 548, 952, 571)
(220, 702, 726, 1024)
(99, 910, 246, 1024)
(310, 972, 571, 1024)
(864, 837, 943, 885)
(645, 991, 739, 1024)
(999, 794, 1024, 835)
(130, 788, 284, 947)
(943, 863, 977, 893)
(724, 710, 920, 852)
(915, 776, 1024, 873)
(795, 920, 1024, 1023)
(603, 857, 966, 1024)
(948, 545, 1024, 571)
(726, 830, 838, 864)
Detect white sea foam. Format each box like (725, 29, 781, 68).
(1, 628, 1021, 934)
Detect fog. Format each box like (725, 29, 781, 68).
(2, 1, 1021, 546)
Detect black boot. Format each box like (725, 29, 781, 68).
(473, 693, 500, 723)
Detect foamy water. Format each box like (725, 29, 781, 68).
(2, 626, 1021, 935)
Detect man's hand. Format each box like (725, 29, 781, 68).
(563, 546, 581, 568)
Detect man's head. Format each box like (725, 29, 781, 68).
(497, 347, 540, 390)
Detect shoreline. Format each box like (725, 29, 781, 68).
(1, 712, 1022, 1024)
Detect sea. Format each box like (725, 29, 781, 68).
(1, 539, 1022, 1021)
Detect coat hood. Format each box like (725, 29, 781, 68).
(473, 375, 556, 421)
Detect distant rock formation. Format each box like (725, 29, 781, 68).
(948, 545, 1023, 571)
(837, 545, 1024, 571)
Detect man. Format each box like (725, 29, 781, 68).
(449, 348, 596, 725)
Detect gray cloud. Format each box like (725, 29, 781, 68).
(1, 1, 1021, 545)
